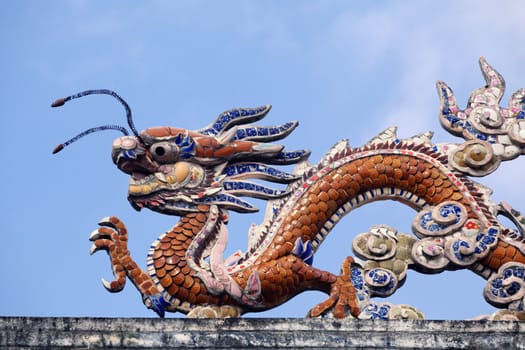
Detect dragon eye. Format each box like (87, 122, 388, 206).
(155, 147, 165, 156)
(150, 142, 179, 163)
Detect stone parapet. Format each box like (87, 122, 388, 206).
(1, 317, 524, 349)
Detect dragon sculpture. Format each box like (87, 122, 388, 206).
(52, 58, 525, 320)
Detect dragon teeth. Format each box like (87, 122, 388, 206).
(155, 173, 168, 183)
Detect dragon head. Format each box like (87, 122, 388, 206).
(52, 89, 309, 215)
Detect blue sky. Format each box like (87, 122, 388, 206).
(2, 1, 525, 319)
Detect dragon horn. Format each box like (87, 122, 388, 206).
(52, 125, 129, 154)
(51, 89, 140, 138)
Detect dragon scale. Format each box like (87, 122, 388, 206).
(54, 58, 525, 320)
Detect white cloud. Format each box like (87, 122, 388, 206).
(324, 0, 525, 134)
(328, 9, 396, 69)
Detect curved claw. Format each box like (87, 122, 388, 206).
(89, 229, 102, 241)
(88, 238, 114, 255)
(101, 278, 112, 291)
(97, 216, 127, 234)
(101, 278, 124, 293)
(89, 227, 114, 241)
(98, 216, 115, 227)
(89, 243, 99, 255)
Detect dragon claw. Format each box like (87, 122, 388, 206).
(309, 257, 361, 319)
(98, 216, 114, 226)
(101, 278, 112, 291)
(97, 216, 126, 232)
(89, 243, 99, 255)
(88, 229, 110, 241)
(100, 277, 124, 292)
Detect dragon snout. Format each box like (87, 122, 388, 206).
(112, 136, 159, 175)
(112, 136, 141, 163)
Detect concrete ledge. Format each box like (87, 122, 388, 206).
(1, 317, 524, 349)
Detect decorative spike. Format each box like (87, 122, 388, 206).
(263, 149, 311, 165)
(367, 126, 397, 145)
(222, 180, 288, 199)
(422, 130, 434, 142)
(251, 143, 283, 154)
(198, 105, 272, 136)
(319, 139, 351, 166)
(233, 121, 299, 142)
(406, 131, 434, 146)
(199, 193, 258, 213)
(216, 126, 238, 145)
(223, 162, 299, 183)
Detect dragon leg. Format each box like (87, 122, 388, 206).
(89, 216, 168, 316)
(234, 255, 360, 318)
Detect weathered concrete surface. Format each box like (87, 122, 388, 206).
(1, 317, 523, 349)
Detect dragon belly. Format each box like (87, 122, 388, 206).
(147, 210, 231, 312)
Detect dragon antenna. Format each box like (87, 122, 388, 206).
(51, 89, 141, 137)
(52, 125, 130, 154)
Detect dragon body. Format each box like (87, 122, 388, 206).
(55, 58, 525, 320)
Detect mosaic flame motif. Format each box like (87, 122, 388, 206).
(53, 58, 525, 320)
